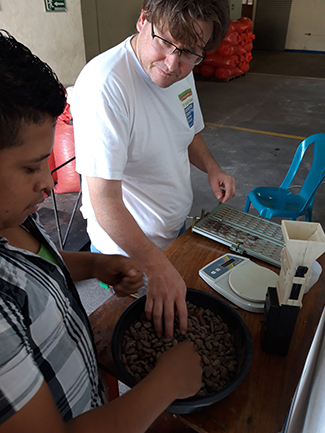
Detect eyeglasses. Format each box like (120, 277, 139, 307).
(151, 22, 206, 66)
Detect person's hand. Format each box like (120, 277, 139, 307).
(208, 167, 236, 204)
(145, 258, 187, 339)
(155, 342, 202, 399)
(93, 254, 144, 296)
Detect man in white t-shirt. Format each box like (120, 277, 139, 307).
(73, 0, 236, 338)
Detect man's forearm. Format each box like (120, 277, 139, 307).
(188, 133, 221, 173)
(188, 133, 236, 204)
(87, 177, 188, 336)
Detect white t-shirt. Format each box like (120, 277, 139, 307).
(72, 36, 205, 254)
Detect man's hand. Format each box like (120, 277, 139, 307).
(208, 168, 236, 204)
(86, 177, 188, 337)
(144, 258, 188, 339)
(93, 254, 144, 297)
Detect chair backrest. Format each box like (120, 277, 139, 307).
(303, 172, 325, 212)
(280, 133, 325, 202)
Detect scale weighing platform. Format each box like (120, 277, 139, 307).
(192, 203, 285, 268)
(199, 253, 279, 313)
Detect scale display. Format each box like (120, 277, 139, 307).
(199, 254, 279, 313)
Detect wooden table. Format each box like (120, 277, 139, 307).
(89, 229, 325, 433)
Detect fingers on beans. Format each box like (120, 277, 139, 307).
(121, 302, 238, 397)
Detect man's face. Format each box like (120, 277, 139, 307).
(0, 119, 55, 231)
(132, 11, 212, 88)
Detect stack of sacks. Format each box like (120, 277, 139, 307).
(194, 17, 255, 80)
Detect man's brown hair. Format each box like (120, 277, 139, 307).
(142, 0, 229, 52)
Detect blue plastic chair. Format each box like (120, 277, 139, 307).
(244, 133, 325, 222)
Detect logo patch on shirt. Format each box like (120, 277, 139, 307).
(179, 88, 194, 128)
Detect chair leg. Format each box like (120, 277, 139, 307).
(50, 158, 81, 250)
(51, 189, 63, 250)
(62, 190, 82, 248)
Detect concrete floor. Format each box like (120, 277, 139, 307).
(37, 50, 325, 315)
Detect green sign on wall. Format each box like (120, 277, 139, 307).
(44, 0, 66, 12)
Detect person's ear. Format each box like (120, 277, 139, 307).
(136, 9, 147, 32)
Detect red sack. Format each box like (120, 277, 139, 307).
(204, 53, 238, 69)
(238, 17, 253, 31)
(232, 19, 250, 34)
(240, 33, 249, 46)
(215, 67, 232, 79)
(245, 51, 253, 62)
(206, 48, 217, 57)
(232, 67, 243, 76)
(227, 21, 236, 34)
(48, 151, 57, 184)
(199, 64, 216, 78)
(217, 42, 237, 57)
(236, 45, 247, 55)
(238, 54, 247, 64)
(193, 65, 201, 75)
(215, 67, 242, 80)
(246, 30, 256, 41)
(244, 42, 253, 52)
(238, 62, 250, 73)
(218, 43, 247, 57)
(52, 104, 80, 194)
(223, 31, 241, 45)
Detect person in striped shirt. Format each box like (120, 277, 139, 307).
(0, 30, 202, 433)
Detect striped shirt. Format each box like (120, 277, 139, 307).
(0, 215, 102, 425)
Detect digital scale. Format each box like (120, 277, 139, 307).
(199, 253, 279, 313)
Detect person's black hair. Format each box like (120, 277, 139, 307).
(0, 30, 66, 150)
(143, 0, 229, 53)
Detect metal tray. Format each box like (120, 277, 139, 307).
(192, 204, 284, 267)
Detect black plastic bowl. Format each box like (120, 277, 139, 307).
(112, 288, 253, 414)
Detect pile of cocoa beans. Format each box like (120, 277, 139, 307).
(121, 301, 238, 397)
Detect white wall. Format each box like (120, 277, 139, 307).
(0, 0, 86, 85)
(285, 0, 325, 51)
